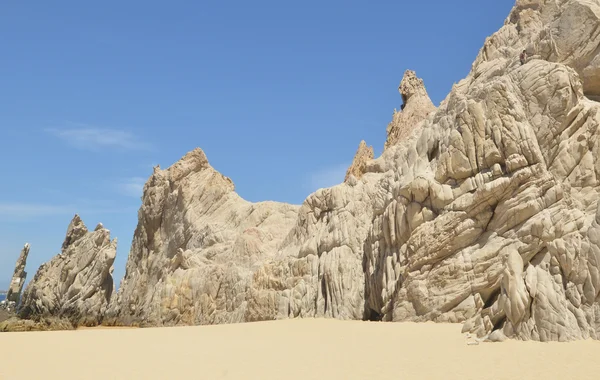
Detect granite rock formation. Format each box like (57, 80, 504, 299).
(17, 215, 117, 326)
(104, 0, 600, 341)
(104, 150, 299, 326)
(5, 243, 30, 306)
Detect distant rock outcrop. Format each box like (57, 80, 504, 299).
(345, 140, 374, 182)
(5, 243, 30, 306)
(17, 215, 117, 327)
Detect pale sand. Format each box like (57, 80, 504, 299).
(1, 319, 600, 380)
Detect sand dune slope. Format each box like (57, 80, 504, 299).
(1, 319, 599, 379)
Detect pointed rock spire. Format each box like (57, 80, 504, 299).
(61, 214, 88, 252)
(399, 69, 430, 102)
(345, 140, 374, 182)
(384, 70, 436, 150)
(5, 243, 30, 305)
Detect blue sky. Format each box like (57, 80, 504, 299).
(0, 0, 515, 289)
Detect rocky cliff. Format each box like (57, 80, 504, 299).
(17, 215, 117, 326)
(105, 0, 600, 341)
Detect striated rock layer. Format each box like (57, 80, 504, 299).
(107, 0, 600, 341)
(17, 215, 117, 326)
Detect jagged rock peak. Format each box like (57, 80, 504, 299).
(399, 69, 430, 103)
(345, 140, 374, 182)
(104, 146, 299, 326)
(5, 243, 30, 304)
(17, 216, 117, 326)
(164, 148, 210, 181)
(148, 147, 235, 193)
(61, 214, 88, 252)
(384, 70, 436, 150)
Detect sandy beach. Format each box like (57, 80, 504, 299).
(0, 319, 599, 380)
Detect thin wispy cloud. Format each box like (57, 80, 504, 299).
(0, 202, 134, 220)
(116, 177, 147, 198)
(0, 203, 72, 218)
(308, 162, 350, 191)
(45, 123, 150, 151)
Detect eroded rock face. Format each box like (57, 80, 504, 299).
(5, 243, 30, 305)
(18, 215, 116, 326)
(345, 140, 374, 182)
(384, 70, 437, 150)
(104, 149, 299, 326)
(361, 0, 600, 340)
(108, 0, 600, 341)
(364, 57, 600, 341)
